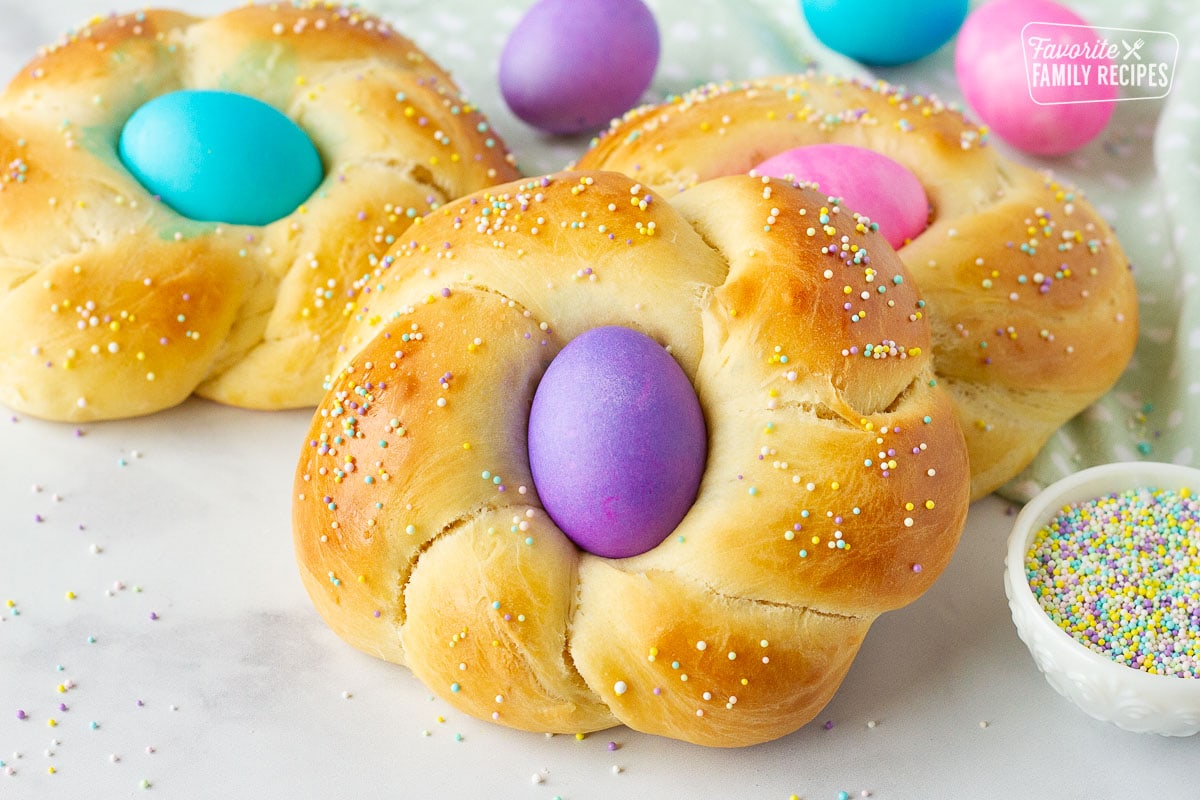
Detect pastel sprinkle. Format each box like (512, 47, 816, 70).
(1025, 486, 1200, 678)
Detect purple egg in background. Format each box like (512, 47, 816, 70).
(527, 326, 707, 558)
(498, 0, 660, 135)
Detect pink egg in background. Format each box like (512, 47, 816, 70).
(754, 144, 930, 250)
(955, 0, 1117, 155)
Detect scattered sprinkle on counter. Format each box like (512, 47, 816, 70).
(1025, 486, 1200, 678)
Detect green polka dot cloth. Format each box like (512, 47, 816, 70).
(369, 0, 1198, 502)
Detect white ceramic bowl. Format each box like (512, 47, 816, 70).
(1004, 461, 1200, 736)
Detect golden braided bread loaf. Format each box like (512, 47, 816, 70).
(0, 3, 517, 421)
(575, 73, 1139, 499)
(293, 169, 971, 747)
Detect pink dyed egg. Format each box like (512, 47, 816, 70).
(527, 326, 707, 559)
(754, 144, 929, 249)
(955, 0, 1116, 155)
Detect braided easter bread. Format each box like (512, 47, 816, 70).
(293, 169, 971, 747)
(0, 3, 517, 421)
(574, 73, 1139, 499)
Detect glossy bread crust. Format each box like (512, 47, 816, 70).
(293, 170, 972, 747)
(574, 73, 1139, 498)
(0, 4, 517, 421)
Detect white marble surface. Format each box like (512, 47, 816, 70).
(1, 1, 1196, 799)
(6, 404, 1198, 799)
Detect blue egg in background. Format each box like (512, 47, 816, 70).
(800, 0, 968, 66)
(118, 89, 324, 227)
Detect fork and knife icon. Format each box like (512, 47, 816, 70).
(1121, 38, 1145, 60)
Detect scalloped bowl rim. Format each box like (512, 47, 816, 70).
(1004, 461, 1200, 736)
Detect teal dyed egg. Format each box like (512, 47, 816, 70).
(118, 90, 323, 226)
(800, 0, 967, 66)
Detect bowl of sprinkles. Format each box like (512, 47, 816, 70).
(1005, 461, 1200, 736)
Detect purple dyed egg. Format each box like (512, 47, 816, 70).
(528, 326, 706, 558)
(499, 0, 660, 135)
